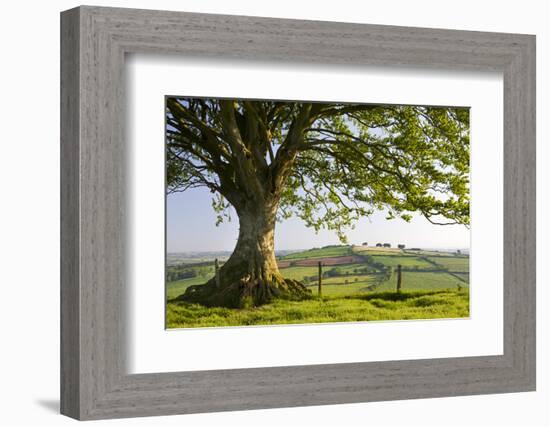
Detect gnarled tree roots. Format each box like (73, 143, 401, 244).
(173, 275, 311, 308)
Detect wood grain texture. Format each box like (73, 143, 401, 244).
(60, 6, 536, 420)
(60, 7, 80, 419)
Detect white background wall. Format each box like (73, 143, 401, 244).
(0, 0, 547, 425)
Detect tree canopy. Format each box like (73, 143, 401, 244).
(166, 98, 469, 242)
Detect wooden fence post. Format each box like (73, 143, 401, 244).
(215, 258, 220, 288)
(318, 261, 322, 297)
(396, 264, 402, 292)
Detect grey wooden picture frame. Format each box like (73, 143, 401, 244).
(60, 5, 536, 421)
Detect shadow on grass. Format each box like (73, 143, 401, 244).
(343, 289, 453, 302)
(167, 289, 466, 310)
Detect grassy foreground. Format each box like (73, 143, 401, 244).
(166, 289, 469, 329)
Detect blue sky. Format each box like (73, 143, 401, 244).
(166, 187, 469, 253)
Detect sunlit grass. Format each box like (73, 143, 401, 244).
(426, 256, 469, 272)
(166, 289, 469, 329)
(376, 271, 465, 291)
(370, 255, 432, 268)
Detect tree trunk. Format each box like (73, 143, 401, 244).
(174, 202, 311, 308)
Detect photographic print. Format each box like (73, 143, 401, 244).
(165, 97, 470, 329)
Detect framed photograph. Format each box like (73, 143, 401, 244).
(61, 6, 536, 420)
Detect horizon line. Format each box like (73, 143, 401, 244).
(167, 245, 470, 254)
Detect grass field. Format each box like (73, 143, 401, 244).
(308, 275, 382, 295)
(165, 245, 470, 328)
(376, 271, 464, 291)
(426, 256, 469, 272)
(277, 265, 319, 280)
(370, 255, 432, 268)
(166, 277, 205, 300)
(280, 245, 351, 260)
(166, 289, 469, 328)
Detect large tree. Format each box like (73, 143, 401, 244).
(166, 98, 469, 308)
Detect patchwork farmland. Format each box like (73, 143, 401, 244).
(276, 245, 468, 295)
(166, 245, 469, 328)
